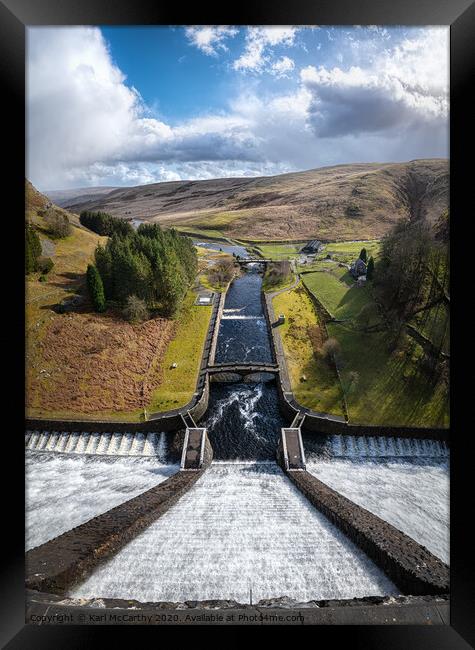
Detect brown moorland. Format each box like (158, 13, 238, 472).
(27, 312, 176, 417)
(25, 181, 178, 421)
(54, 158, 449, 241)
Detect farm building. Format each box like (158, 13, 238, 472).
(300, 239, 323, 254)
(350, 258, 367, 279)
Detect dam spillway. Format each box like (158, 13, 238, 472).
(25, 430, 172, 459)
(25, 450, 178, 550)
(300, 434, 449, 564)
(26, 255, 450, 606)
(303, 433, 449, 461)
(69, 462, 398, 603)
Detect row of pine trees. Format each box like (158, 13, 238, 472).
(87, 218, 197, 318)
(80, 210, 134, 237)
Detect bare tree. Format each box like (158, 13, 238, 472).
(206, 257, 235, 287)
(321, 337, 341, 362)
(265, 260, 291, 287)
(122, 295, 149, 323)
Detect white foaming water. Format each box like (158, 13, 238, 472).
(25, 451, 178, 550)
(324, 435, 449, 460)
(206, 385, 264, 435)
(221, 315, 264, 320)
(25, 431, 168, 460)
(70, 463, 398, 603)
(306, 455, 449, 563)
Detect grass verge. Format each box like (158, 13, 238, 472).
(146, 291, 213, 413)
(272, 286, 345, 416)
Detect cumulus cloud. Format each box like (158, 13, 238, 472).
(271, 56, 295, 77)
(233, 26, 298, 72)
(300, 28, 448, 138)
(184, 26, 238, 56)
(27, 27, 264, 188)
(27, 26, 449, 190)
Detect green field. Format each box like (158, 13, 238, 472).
(256, 242, 303, 259)
(328, 322, 449, 427)
(272, 286, 345, 416)
(298, 268, 448, 427)
(302, 269, 376, 322)
(175, 225, 234, 240)
(147, 292, 213, 413)
(319, 240, 380, 262)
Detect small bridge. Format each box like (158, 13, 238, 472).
(280, 427, 306, 471)
(237, 258, 272, 265)
(180, 428, 209, 470)
(206, 362, 279, 377)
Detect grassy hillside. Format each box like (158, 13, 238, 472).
(25, 181, 212, 421)
(300, 268, 449, 427)
(64, 159, 449, 241)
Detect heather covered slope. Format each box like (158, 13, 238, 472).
(25, 181, 211, 421)
(63, 159, 449, 241)
(46, 186, 119, 209)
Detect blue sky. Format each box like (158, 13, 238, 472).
(27, 25, 449, 189)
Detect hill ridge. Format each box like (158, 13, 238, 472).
(48, 159, 449, 241)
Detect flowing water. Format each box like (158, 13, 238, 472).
(27, 256, 450, 601)
(70, 462, 398, 603)
(25, 450, 178, 550)
(215, 270, 272, 364)
(193, 239, 249, 258)
(204, 383, 284, 460)
(25, 430, 176, 461)
(303, 434, 450, 563)
(206, 266, 280, 459)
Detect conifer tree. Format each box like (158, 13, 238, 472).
(366, 256, 375, 280)
(25, 223, 42, 274)
(87, 264, 106, 312)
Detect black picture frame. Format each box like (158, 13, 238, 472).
(1, 0, 473, 645)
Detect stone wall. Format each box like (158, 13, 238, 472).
(280, 467, 449, 596)
(298, 273, 334, 322)
(208, 290, 227, 366)
(189, 374, 210, 423)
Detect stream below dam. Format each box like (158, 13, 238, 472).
(26, 251, 449, 601)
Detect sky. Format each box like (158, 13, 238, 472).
(26, 25, 449, 190)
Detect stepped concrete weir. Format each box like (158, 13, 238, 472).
(26, 431, 213, 595)
(276, 430, 449, 597)
(25, 252, 450, 618)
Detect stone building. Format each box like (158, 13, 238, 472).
(300, 239, 323, 254)
(350, 258, 367, 279)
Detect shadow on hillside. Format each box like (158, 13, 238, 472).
(46, 272, 83, 291)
